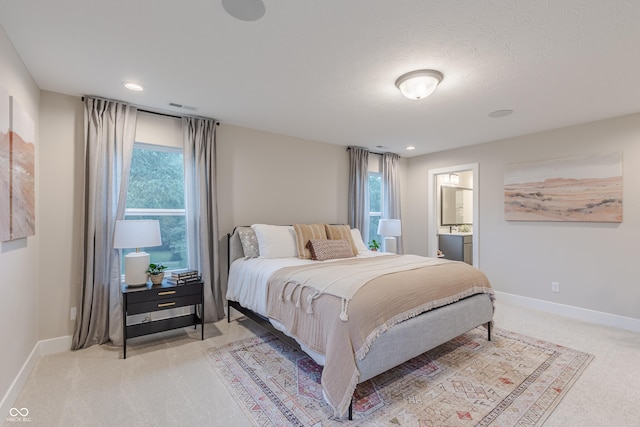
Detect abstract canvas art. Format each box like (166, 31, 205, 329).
(0, 95, 35, 241)
(0, 86, 9, 240)
(504, 152, 623, 222)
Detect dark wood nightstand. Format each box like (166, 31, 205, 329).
(121, 279, 204, 359)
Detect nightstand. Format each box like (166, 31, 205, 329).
(121, 279, 204, 359)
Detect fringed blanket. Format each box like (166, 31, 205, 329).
(270, 255, 448, 320)
(265, 257, 494, 418)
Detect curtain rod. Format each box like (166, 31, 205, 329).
(346, 146, 396, 157)
(81, 95, 219, 124)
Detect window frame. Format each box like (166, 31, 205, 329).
(122, 142, 189, 274)
(368, 171, 382, 245)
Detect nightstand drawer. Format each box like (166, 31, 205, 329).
(126, 282, 202, 304)
(127, 293, 201, 315)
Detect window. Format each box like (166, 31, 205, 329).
(368, 171, 382, 244)
(122, 143, 188, 271)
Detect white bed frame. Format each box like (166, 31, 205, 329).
(225, 227, 494, 419)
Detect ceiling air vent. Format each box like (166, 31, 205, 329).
(168, 102, 198, 111)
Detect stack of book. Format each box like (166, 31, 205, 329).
(167, 269, 201, 285)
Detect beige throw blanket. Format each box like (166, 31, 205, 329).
(266, 256, 494, 418)
(271, 255, 448, 320)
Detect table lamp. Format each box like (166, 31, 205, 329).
(113, 220, 162, 286)
(377, 219, 402, 254)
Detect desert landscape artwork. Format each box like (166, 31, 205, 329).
(0, 86, 9, 241)
(504, 152, 622, 222)
(1, 96, 35, 241)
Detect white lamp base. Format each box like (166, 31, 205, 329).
(124, 251, 150, 286)
(383, 237, 397, 254)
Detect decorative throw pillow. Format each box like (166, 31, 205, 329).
(293, 223, 328, 259)
(306, 239, 355, 261)
(325, 224, 358, 256)
(237, 226, 259, 258)
(251, 224, 298, 258)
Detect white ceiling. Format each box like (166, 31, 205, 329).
(1, 0, 639, 157)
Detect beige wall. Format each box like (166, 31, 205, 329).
(405, 113, 640, 320)
(0, 26, 40, 405)
(37, 92, 84, 339)
(216, 124, 350, 234)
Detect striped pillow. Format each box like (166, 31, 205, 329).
(293, 224, 328, 259)
(324, 224, 358, 256)
(306, 239, 355, 261)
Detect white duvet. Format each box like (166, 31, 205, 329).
(226, 250, 386, 316)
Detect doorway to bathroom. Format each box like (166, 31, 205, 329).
(427, 163, 479, 268)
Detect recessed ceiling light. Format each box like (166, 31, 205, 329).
(406, 145, 416, 150)
(222, 0, 265, 21)
(123, 82, 144, 91)
(488, 109, 513, 118)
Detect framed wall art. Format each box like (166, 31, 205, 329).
(504, 152, 622, 223)
(0, 86, 9, 241)
(0, 95, 35, 241)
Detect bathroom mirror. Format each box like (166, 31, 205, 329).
(441, 186, 473, 226)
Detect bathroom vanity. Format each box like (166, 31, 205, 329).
(438, 233, 473, 265)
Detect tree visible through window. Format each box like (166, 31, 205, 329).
(122, 143, 188, 271)
(368, 172, 382, 245)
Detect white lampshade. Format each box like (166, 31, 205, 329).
(114, 220, 162, 286)
(395, 69, 443, 100)
(113, 220, 162, 249)
(377, 219, 402, 237)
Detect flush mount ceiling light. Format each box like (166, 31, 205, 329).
(395, 69, 443, 100)
(406, 145, 416, 151)
(123, 82, 143, 91)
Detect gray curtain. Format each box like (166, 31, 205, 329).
(382, 152, 403, 253)
(72, 97, 137, 349)
(348, 146, 369, 242)
(183, 117, 224, 322)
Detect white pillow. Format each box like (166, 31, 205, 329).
(350, 228, 369, 252)
(251, 224, 298, 258)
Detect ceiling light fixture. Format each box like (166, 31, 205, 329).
(406, 145, 416, 151)
(395, 69, 443, 100)
(222, 0, 265, 21)
(488, 109, 513, 118)
(123, 82, 143, 91)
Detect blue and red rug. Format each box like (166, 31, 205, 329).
(206, 327, 592, 426)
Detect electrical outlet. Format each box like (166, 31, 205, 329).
(70, 307, 77, 320)
(551, 282, 560, 293)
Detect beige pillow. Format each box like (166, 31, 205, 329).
(293, 224, 327, 259)
(325, 224, 358, 256)
(306, 239, 355, 261)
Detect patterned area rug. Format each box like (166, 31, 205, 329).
(205, 327, 592, 426)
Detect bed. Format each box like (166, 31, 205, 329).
(225, 223, 494, 419)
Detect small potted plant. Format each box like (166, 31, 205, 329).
(369, 239, 380, 251)
(147, 263, 167, 285)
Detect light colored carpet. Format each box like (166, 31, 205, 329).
(4, 300, 640, 426)
(206, 327, 592, 426)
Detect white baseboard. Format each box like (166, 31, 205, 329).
(0, 335, 71, 419)
(495, 291, 640, 333)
